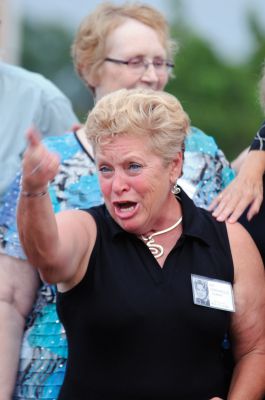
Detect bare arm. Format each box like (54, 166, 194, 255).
(0, 254, 39, 400)
(209, 151, 265, 222)
(226, 222, 265, 399)
(17, 129, 96, 289)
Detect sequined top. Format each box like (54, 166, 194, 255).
(0, 129, 235, 399)
(180, 127, 235, 207)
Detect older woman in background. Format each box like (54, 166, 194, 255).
(17, 88, 265, 400)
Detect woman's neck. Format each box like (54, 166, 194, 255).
(142, 197, 182, 238)
(140, 198, 183, 266)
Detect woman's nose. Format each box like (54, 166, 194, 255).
(112, 172, 130, 194)
(140, 63, 159, 82)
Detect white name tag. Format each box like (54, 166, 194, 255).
(191, 274, 235, 312)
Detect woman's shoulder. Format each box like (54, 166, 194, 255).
(85, 205, 121, 238)
(185, 126, 219, 155)
(85, 204, 108, 221)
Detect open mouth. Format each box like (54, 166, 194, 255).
(113, 201, 137, 212)
(112, 201, 139, 218)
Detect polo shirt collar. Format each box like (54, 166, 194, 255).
(103, 189, 212, 246)
(179, 189, 211, 246)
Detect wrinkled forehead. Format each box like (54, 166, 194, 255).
(92, 131, 152, 154)
(105, 18, 167, 58)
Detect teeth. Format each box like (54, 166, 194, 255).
(119, 205, 135, 212)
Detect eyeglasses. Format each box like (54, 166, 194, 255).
(104, 56, 174, 75)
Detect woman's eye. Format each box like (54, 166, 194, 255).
(128, 163, 142, 172)
(128, 57, 143, 67)
(99, 165, 112, 174)
(153, 58, 164, 67)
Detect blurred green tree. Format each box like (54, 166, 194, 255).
(166, 7, 265, 160)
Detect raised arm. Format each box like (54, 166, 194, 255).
(226, 222, 265, 399)
(17, 129, 96, 289)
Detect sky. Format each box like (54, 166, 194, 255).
(15, 0, 265, 64)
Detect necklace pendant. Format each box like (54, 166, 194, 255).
(144, 238, 164, 259)
(141, 216, 182, 260)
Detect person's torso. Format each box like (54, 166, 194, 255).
(57, 198, 234, 400)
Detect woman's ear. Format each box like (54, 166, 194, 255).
(77, 63, 99, 90)
(170, 151, 183, 183)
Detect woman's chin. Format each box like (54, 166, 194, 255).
(117, 218, 141, 234)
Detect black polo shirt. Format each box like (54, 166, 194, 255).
(57, 190, 234, 400)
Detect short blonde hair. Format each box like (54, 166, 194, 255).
(72, 2, 177, 87)
(85, 88, 190, 165)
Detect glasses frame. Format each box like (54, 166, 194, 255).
(104, 57, 174, 74)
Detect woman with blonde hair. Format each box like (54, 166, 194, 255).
(0, 1, 252, 398)
(17, 88, 265, 399)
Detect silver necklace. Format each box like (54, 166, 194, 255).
(141, 216, 182, 259)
